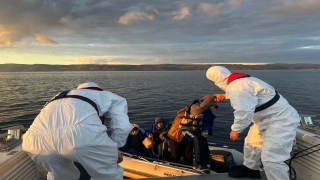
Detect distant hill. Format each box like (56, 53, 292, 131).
(0, 63, 320, 72)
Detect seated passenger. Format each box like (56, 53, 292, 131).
(120, 124, 146, 156)
(144, 117, 171, 160)
(178, 96, 217, 174)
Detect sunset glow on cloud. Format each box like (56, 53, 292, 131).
(172, 6, 191, 20)
(118, 12, 155, 25)
(0, 0, 319, 65)
(35, 34, 57, 44)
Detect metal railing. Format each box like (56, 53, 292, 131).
(0, 125, 24, 152)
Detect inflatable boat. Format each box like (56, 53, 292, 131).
(0, 114, 319, 180)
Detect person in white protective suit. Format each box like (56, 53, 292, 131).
(23, 82, 132, 180)
(206, 66, 299, 180)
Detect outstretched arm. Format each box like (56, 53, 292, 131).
(214, 94, 226, 102)
(191, 95, 216, 115)
(106, 93, 132, 147)
(229, 90, 257, 134)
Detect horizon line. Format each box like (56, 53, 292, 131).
(2, 62, 320, 66)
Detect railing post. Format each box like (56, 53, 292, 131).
(0, 133, 9, 151)
(0, 125, 25, 151)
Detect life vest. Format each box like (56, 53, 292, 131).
(179, 100, 215, 133)
(167, 106, 188, 142)
(227, 72, 250, 85)
(44, 87, 105, 123)
(227, 73, 280, 113)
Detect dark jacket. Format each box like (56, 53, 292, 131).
(145, 120, 170, 145)
(120, 128, 146, 153)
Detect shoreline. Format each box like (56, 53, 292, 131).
(1, 63, 320, 72)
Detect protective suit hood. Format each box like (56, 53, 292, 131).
(206, 66, 231, 91)
(77, 82, 100, 89)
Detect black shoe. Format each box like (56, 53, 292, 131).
(194, 166, 210, 174)
(228, 165, 261, 179)
(198, 163, 211, 174)
(228, 165, 247, 178)
(199, 168, 211, 174)
(246, 167, 261, 179)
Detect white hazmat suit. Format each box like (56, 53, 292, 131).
(206, 66, 299, 180)
(23, 82, 132, 180)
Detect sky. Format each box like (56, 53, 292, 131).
(0, 0, 320, 65)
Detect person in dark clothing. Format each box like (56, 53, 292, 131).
(179, 96, 217, 174)
(145, 117, 170, 159)
(183, 130, 210, 171)
(120, 124, 146, 155)
(169, 138, 194, 166)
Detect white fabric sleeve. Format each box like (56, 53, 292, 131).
(228, 90, 258, 133)
(106, 93, 132, 147)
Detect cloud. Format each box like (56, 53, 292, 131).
(61, 28, 75, 34)
(228, 0, 244, 7)
(232, 24, 240, 29)
(298, 45, 320, 50)
(118, 11, 154, 25)
(172, 6, 191, 20)
(1, 0, 320, 64)
(146, 6, 159, 15)
(218, 28, 228, 34)
(0, 31, 14, 46)
(272, 0, 320, 16)
(0, 0, 72, 46)
(0, 25, 28, 46)
(59, 16, 72, 23)
(73, 57, 131, 64)
(74, 57, 112, 64)
(198, 2, 226, 18)
(35, 34, 57, 44)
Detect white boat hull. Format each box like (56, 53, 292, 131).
(290, 128, 320, 180)
(120, 155, 202, 178)
(1, 118, 319, 180)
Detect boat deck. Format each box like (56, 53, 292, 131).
(135, 172, 268, 180)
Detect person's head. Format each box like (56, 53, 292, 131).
(154, 117, 165, 129)
(206, 66, 231, 91)
(130, 124, 139, 135)
(77, 82, 102, 90)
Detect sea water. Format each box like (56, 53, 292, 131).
(0, 70, 319, 152)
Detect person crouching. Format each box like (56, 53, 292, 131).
(22, 82, 132, 180)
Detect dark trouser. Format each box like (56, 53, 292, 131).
(74, 162, 90, 180)
(169, 139, 193, 166)
(184, 131, 210, 164)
